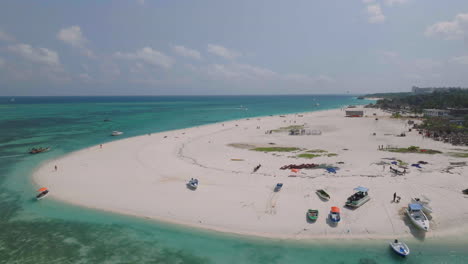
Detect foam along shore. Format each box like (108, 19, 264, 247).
(33, 108, 468, 239)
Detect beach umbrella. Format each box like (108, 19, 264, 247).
(291, 168, 300, 173)
(331, 206, 340, 213)
(37, 187, 48, 192)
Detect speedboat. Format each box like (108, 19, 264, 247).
(390, 239, 410, 257)
(329, 206, 341, 223)
(187, 178, 198, 189)
(29, 147, 50, 154)
(316, 189, 330, 201)
(411, 195, 433, 214)
(406, 203, 430, 231)
(36, 187, 49, 200)
(307, 209, 319, 221)
(345, 186, 371, 208)
(111, 131, 123, 136)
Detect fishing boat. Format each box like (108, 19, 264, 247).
(411, 195, 433, 214)
(329, 206, 341, 223)
(316, 189, 330, 201)
(111, 131, 123, 136)
(390, 239, 410, 257)
(274, 183, 283, 192)
(187, 178, 199, 189)
(345, 186, 370, 208)
(36, 187, 49, 200)
(307, 209, 319, 221)
(29, 147, 50, 154)
(406, 203, 430, 231)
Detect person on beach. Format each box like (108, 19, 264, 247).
(393, 192, 397, 202)
(100, 144, 102, 149)
(54, 165, 57, 171)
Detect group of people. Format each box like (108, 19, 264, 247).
(280, 163, 318, 170)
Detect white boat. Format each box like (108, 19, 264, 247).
(390, 239, 410, 257)
(406, 203, 430, 231)
(411, 196, 433, 214)
(345, 186, 370, 208)
(111, 131, 123, 136)
(187, 178, 198, 189)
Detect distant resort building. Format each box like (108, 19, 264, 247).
(423, 109, 450, 117)
(412, 86, 467, 94)
(345, 109, 364, 117)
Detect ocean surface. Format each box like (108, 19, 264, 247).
(0, 95, 467, 264)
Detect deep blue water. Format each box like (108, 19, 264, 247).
(0, 95, 467, 264)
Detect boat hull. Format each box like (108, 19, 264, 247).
(345, 195, 371, 207)
(406, 210, 429, 231)
(316, 190, 330, 200)
(390, 242, 410, 256)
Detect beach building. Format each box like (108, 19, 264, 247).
(345, 109, 364, 117)
(423, 109, 450, 117)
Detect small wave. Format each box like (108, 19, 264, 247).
(0, 154, 26, 159)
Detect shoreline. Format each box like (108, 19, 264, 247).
(33, 106, 468, 240)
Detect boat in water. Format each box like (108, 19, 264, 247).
(329, 206, 341, 223)
(187, 178, 199, 189)
(307, 209, 319, 221)
(406, 203, 430, 231)
(111, 131, 123, 136)
(316, 189, 330, 201)
(390, 239, 410, 257)
(411, 195, 433, 214)
(345, 186, 370, 208)
(274, 183, 283, 192)
(36, 187, 49, 200)
(29, 147, 50, 154)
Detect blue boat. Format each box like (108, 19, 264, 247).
(274, 183, 283, 192)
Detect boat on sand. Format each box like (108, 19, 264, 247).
(329, 206, 341, 223)
(307, 209, 319, 221)
(36, 187, 49, 200)
(187, 178, 199, 189)
(316, 189, 330, 200)
(411, 195, 433, 214)
(390, 239, 410, 257)
(406, 203, 429, 231)
(274, 183, 283, 192)
(345, 186, 370, 208)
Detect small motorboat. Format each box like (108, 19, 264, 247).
(307, 209, 319, 221)
(29, 147, 50, 154)
(411, 195, 433, 214)
(111, 131, 123, 136)
(316, 189, 330, 201)
(406, 203, 430, 231)
(36, 187, 49, 200)
(345, 186, 371, 208)
(187, 178, 199, 189)
(274, 183, 283, 192)
(390, 239, 410, 257)
(329, 206, 341, 223)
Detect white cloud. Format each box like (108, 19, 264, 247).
(8, 43, 61, 67)
(114, 47, 175, 69)
(0, 57, 5, 67)
(451, 55, 468, 65)
(366, 4, 385, 24)
(78, 73, 92, 82)
(425, 13, 468, 40)
(137, 0, 145, 5)
(172, 45, 201, 60)
(385, 0, 409, 6)
(0, 30, 15, 42)
(362, 0, 375, 3)
(57, 26, 94, 57)
(207, 44, 241, 60)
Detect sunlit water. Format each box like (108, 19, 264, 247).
(0, 95, 466, 264)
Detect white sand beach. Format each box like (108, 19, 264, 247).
(33, 108, 468, 240)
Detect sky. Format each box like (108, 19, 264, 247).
(0, 0, 467, 96)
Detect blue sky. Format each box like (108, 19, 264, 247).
(0, 0, 467, 95)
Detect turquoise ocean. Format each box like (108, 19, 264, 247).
(0, 95, 467, 264)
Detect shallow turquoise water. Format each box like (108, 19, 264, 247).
(0, 95, 467, 264)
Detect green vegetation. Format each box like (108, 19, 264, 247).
(306, 149, 327, 153)
(391, 112, 402, 118)
(384, 146, 442, 154)
(363, 92, 412, 99)
(448, 152, 468, 158)
(297, 153, 321, 159)
(252, 147, 301, 152)
(327, 153, 338, 157)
